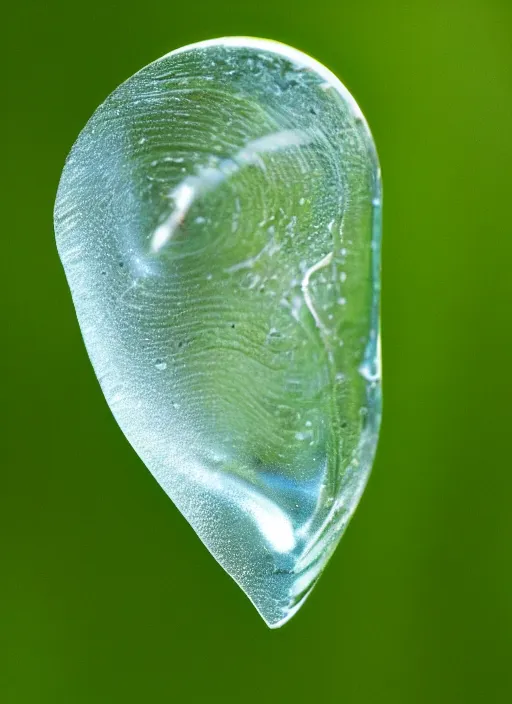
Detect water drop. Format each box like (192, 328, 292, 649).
(54, 37, 382, 628)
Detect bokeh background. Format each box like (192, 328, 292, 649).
(5, 0, 512, 701)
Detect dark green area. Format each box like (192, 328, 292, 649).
(4, 1, 512, 701)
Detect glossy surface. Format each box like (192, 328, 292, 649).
(54, 38, 381, 626)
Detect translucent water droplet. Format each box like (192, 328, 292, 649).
(54, 37, 382, 628)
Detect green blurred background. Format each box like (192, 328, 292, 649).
(4, 0, 512, 701)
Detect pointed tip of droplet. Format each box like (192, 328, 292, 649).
(253, 587, 315, 629)
(262, 599, 309, 629)
(243, 567, 321, 630)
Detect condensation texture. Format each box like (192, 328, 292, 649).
(54, 38, 382, 627)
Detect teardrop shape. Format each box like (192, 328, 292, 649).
(54, 38, 382, 627)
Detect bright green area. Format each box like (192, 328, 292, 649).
(4, 1, 512, 702)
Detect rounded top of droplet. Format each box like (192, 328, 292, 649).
(142, 36, 379, 170)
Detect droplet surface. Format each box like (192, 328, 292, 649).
(54, 38, 382, 627)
